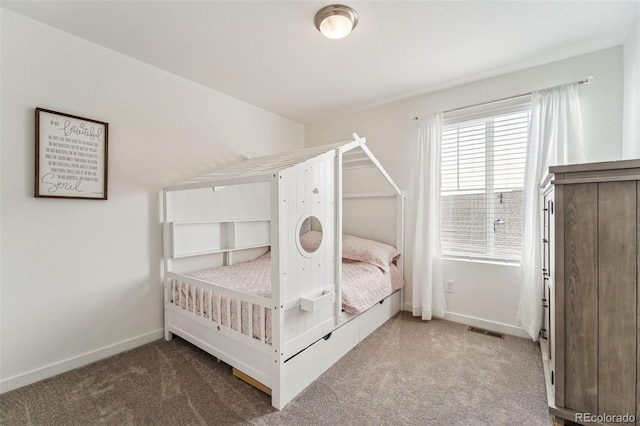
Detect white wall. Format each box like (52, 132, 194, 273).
(306, 47, 624, 337)
(623, 19, 640, 158)
(0, 10, 303, 392)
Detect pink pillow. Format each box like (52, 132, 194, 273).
(342, 234, 400, 272)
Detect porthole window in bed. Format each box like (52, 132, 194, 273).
(296, 216, 323, 257)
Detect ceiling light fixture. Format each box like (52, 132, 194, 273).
(314, 4, 358, 40)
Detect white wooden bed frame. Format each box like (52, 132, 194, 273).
(162, 134, 404, 409)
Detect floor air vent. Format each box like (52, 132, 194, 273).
(468, 326, 505, 339)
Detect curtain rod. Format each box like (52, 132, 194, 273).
(411, 76, 594, 121)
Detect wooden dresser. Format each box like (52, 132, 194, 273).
(542, 159, 640, 426)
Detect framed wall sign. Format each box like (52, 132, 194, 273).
(35, 108, 109, 200)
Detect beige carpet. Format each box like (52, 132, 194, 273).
(0, 312, 553, 425)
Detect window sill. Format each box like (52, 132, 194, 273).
(442, 255, 520, 267)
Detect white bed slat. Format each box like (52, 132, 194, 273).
(214, 291, 221, 324)
(165, 141, 349, 192)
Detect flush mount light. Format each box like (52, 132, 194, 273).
(314, 4, 358, 40)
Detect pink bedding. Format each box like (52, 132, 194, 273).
(171, 252, 404, 344)
(341, 258, 404, 313)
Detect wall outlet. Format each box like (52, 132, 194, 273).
(446, 280, 455, 294)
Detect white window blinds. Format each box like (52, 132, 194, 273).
(441, 96, 531, 262)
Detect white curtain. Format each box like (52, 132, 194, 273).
(518, 83, 585, 340)
(412, 113, 447, 320)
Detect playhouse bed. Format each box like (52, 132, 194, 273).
(163, 134, 405, 409)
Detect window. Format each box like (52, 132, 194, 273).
(440, 96, 531, 262)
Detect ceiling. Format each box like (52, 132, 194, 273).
(2, 1, 639, 124)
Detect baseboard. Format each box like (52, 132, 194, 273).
(403, 303, 529, 339)
(443, 312, 530, 339)
(0, 328, 164, 394)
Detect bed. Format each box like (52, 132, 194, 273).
(163, 134, 405, 409)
